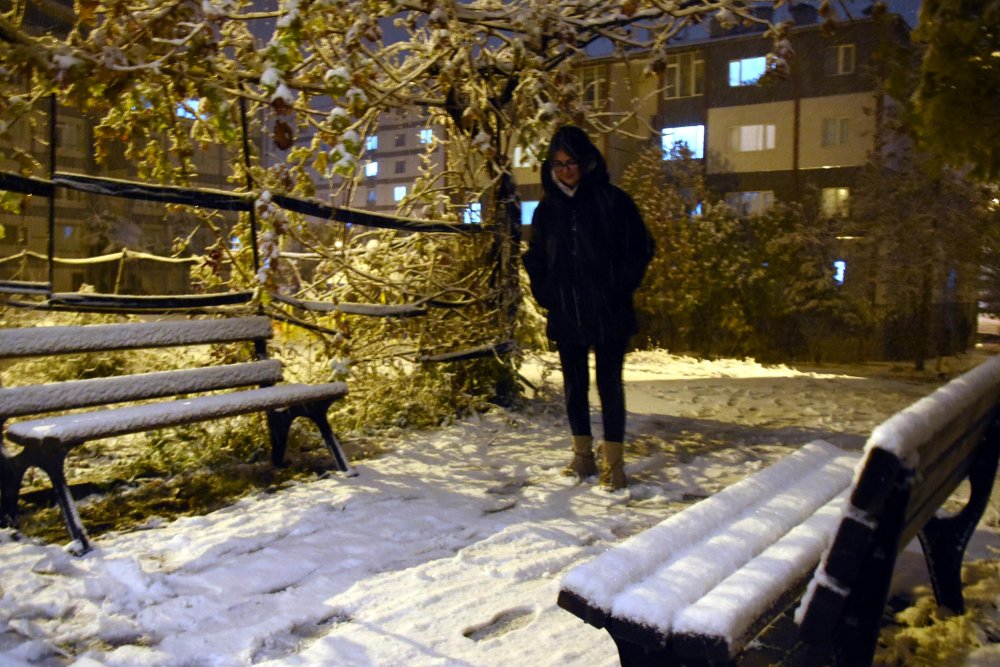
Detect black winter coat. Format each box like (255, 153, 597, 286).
(523, 155, 653, 345)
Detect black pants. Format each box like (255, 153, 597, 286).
(557, 340, 627, 442)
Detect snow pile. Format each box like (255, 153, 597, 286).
(0, 351, 996, 666)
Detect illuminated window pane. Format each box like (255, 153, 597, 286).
(728, 124, 776, 152)
(661, 125, 705, 159)
(464, 202, 482, 225)
(521, 200, 539, 226)
(834, 260, 846, 285)
(364, 161, 378, 177)
(728, 57, 766, 86)
(821, 187, 850, 217)
(393, 185, 407, 201)
(822, 118, 850, 146)
(725, 191, 774, 216)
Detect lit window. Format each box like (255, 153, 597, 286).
(834, 260, 846, 285)
(661, 125, 705, 159)
(664, 51, 704, 99)
(822, 118, 850, 146)
(366, 188, 376, 205)
(728, 56, 766, 86)
(821, 187, 850, 217)
(395, 133, 405, 147)
(395, 160, 406, 174)
(825, 44, 856, 76)
(364, 161, 378, 177)
(728, 124, 776, 152)
(393, 185, 407, 201)
(464, 202, 482, 225)
(365, 135, 378, 151)
(521, 200, 539, 226)
(725, 191, 774, 216)
(419, 129, 434, 144)
(578, 65, 606, 109)
(176, 99, 201, 120)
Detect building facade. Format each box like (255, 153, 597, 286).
(512, 10, 909, 227)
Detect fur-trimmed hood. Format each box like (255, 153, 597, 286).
(540, 125, 611, 198)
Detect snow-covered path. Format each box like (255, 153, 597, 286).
(1, 352, 997, 666)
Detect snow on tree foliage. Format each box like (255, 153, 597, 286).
(0, 1, 786, 424)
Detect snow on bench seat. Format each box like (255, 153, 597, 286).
(0, 315, 355, 555)
(668, 492, 849, 659)
(608, 447, 856, 633)
(0, 316, 273, 358)
(0, 360, 284, 417)
(855, 353, 1000, 464)
(794, 354, 1000, 642)
(6, 382, 348, 446)
(560, 440, 855, 616)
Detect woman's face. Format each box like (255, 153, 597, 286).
(552, 149, 581, 188)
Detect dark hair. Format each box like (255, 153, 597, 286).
(547, 125, 600, 163)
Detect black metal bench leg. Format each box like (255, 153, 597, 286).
(0, 449, 26, 529)
(918, 426, 1000, 613)
(266, 408, 294, 467)
(294, 401, 357, 477)
(39, 449, 91, 554)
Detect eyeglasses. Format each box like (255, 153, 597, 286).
(552, 159, 579, 170)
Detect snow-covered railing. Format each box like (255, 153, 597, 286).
(0, 170, 483, 235)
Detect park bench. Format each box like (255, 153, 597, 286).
(0, 315, 354, 554)
(558, 354, 1000, 666)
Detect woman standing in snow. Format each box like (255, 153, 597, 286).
(522, 125, 653, 491)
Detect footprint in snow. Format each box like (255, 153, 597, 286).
(462, 607, 535, 642)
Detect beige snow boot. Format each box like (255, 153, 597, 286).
(562, 435, 598, 479)
(599, 441, 627, 491)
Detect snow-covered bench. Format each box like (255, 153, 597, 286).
(0, 315, 353, 554)
(558, 355, 1000, 666)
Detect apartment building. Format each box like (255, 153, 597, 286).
(512, 8, 910, 226)
(1, 0, 242, 293)
(344, 110, 447, 215)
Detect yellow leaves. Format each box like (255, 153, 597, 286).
(75, 0, 99, 24)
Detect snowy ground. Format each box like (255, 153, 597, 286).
(1, 350, 998, 666)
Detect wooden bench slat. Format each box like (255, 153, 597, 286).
(560, 440, 846, 617)
(1, 315, 355, 556)
(605, 449, 856, 639)
(6, 382, 348, 446)
(902, 410, 995, 542)
(0, 316, 273, 358)
(859, 355, 1000, 467)
(0, 360, 284, 418)
(670, 493, 850, 662)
